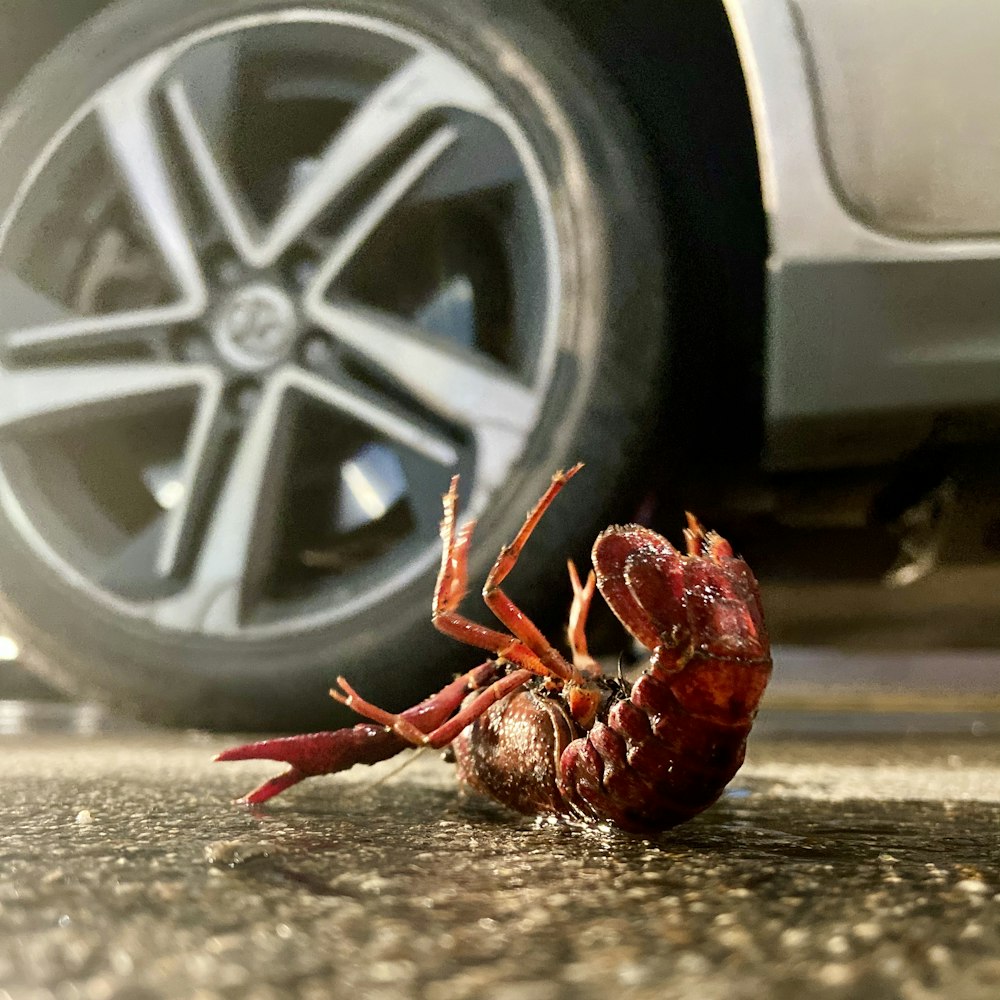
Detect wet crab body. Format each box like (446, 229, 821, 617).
(218, 465, 771, 834)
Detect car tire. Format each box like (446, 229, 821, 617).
(0, 0, 666, 730)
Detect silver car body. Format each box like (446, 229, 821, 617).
(726, 0, 1000, 469)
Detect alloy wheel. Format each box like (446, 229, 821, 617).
(0, 11, 561, 639)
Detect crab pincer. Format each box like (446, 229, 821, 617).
(215, 660, 503, 804)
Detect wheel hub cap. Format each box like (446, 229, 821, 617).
(211, 282, 298, 371)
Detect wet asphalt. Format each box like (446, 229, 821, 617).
(2, 705, 1000, 1000)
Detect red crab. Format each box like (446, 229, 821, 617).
(217, 464, 771, 833)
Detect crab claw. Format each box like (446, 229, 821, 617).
(215, 725, 408, 804)
(216, 660, 504, 804)
(592, 520, 770, 724)
(592, 522, 766, 661)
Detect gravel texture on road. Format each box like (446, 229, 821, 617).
(2, 720, 999, 1000)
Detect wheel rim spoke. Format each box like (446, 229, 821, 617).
(0, 269, 188, 354)
(154, 372, 227, 578)
(306, 301, 538, 435)
(164, 77, 262, 265)
(165, 49, 487, 268)
(95, 58, 206, 305)
(0, 361, 216, 431)
(152, 371, 292, 633)
(5, 303, 194, 354)
(260, 49, 495, 264)
(299, 113, 541, 461)
(4, 61, 208, 353)
(289, 367, 458, 467)
(298, 120, 539, 448)
(304, 125, 457, 293)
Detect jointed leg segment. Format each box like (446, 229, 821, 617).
(332, 666, 534, 749)
(567, 559, 599, 671)
(482, 465, 584, 683)
(431, 475, 560, 679)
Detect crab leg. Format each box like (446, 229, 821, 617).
(430, 475, 560, 680)
(332, 666, 534, 748)
(566, 559, 599, 671)
(482, 464, 584, 682)
(216, 660, 503, 804)
(215, 726, 408, 805)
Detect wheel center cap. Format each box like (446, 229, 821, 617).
(211, 283, 298, 371)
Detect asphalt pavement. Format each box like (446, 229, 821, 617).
(2, 702, 1000, 1000)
